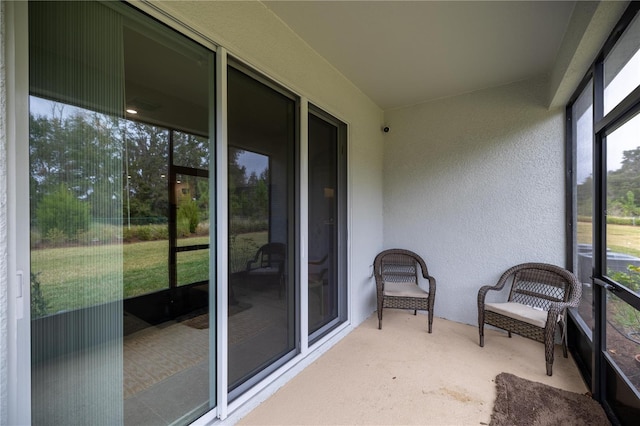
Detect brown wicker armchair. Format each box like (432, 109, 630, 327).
(245, 242, 286, 296)
(373, 249, 436, 332)
(477, 263, 581, 376)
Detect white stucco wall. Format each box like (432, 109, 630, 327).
(383, 77, 566, 326)
(142, 0, 385, 325)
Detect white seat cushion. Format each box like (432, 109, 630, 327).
(484, 302, 559, 328)
(384, 281, 429, 298)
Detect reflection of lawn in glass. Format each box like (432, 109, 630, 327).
(177, 248, 209, 286)
(31, 231, 267, 315)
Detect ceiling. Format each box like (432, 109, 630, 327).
(263, 1, 577, 110)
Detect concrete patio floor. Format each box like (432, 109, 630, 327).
(237, 309, 588, 425)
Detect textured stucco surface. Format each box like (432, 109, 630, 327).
(383, 78, 566, 326)
(0, 1, 8, 422)
(146, 0, 385, 325)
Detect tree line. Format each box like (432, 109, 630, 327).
(30, 99, 268, 243)
(578, 147, 640, 219)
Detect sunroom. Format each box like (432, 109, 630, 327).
(1, 1, 640, 425)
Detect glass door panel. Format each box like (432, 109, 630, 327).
(308, 110, 346, 337)
(177, 250, 210, 286)
(227, 66, 297, 395)
(29, 2, 125, 423)
(29, 2, 215, 424)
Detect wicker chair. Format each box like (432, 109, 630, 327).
(373, 249, 436, 332)
(477, 263, 581, 376)
(245, 242, 286, 296)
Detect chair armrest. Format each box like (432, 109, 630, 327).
(427, 276, 436, 297)
(545, 282, 583, 321)
(246, 259, 257, 271)
(546, 274, 583, 316)
(416, 256, 436, 296)
(477, 282, 508, 305)
(477, 265, 519, 306)
(309, 254, 328, 265)
(374, 274, 384, 293)
(477, 285, 495, 307)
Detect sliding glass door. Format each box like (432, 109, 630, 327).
(308, 107, 347, 341)
(226, 64, 297, 396)
(29, 2, 215, 424)
(22, 1, 349, 422)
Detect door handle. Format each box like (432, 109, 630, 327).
(593, 278, 619, 292)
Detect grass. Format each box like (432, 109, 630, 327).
(31, 231, 268, 316)
(578, 221, 640, 257)
(32, 221, 640, 317)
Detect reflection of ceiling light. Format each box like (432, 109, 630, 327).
(160, 174, 166, 178)
(127, 175, 132, 179)
(126, 108, 138, 114)
(176, 180, 181, 184)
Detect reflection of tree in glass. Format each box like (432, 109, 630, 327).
(124, 121, 169, 224)
(173, 131, 208, 169)
(30, 101, 123, 226)
(228, 147, 269, 223)
(36, 185, 90, 243)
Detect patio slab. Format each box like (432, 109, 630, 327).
(238, 310, 587, 425)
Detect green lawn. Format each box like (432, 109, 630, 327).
(578, 221, 640, 258)
(31, 231, 267, 316)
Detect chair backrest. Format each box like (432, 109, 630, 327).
(374, 249, 427, 285)
(506, 263, 577, 311)
(257, 242, 286, 269)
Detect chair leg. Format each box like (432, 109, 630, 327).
(378, 307, 383, 330)
(479, 323, 485, 347)
(427, 309, 433, 334)
(562, 330, 568, 358)
(545, 335, 554, 376)
(561, 320, 568, 358)
(414, 309, 417, 316)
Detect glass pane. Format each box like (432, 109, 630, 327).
(308, 112, 339, 334)
(574, 80, 595, 329)
(176, 173, 210, 245)
(177, 250, 210, 286)
(174, 131, 209, 170)
(123, 122, 169, 228)
(227, 66, 296, 394)
(605, 293, 640, 393)
(605, 112, 640, 297)
(121, 22, 214, 425)
(29, 2, 215, 424)
(29, 1, 125, 423)
(123, 121, 170, 299)
(604, 13, 640, 115)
